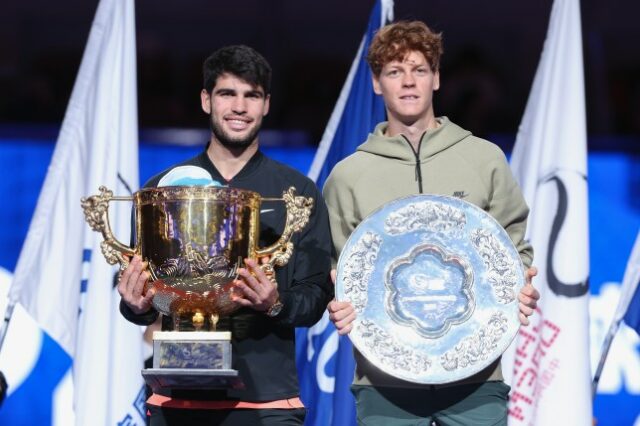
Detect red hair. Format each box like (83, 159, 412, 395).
(367, 21, 443, 76)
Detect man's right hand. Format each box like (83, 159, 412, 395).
(117, 255, 154, 315)
(327, 269, 356, 335)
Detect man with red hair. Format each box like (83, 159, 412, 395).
(325, 21, 540, 425)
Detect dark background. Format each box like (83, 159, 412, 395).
(1, 0, 638, 149)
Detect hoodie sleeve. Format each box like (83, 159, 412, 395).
(323, 164, 360, 267)
(487, 152, 534, 268)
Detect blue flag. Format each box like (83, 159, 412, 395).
(593, 229, 640, 395)
(298, 1, 393, 425)
(624, 282, 640, 335)
(306, 0, 392, 186)
(622, 231, 640, 335)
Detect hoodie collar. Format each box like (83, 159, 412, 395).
(356, 117, 471, 163)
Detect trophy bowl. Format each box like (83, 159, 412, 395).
(81, 185, 313, 330)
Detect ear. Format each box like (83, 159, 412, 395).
(372, 75, 382, 95)
(200, 89, 211, 114)
(433, 70, 440, 91)
(263, 94, 270, 117)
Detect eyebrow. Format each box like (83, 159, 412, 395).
(405, 61, 427, 67)
(387, 61, 427, 69)
(213, 87, 265, 98)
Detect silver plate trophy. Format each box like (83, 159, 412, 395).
(335, 194, 525, 384)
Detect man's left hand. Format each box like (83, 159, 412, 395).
(519, 266, 540, 326)
(232, 257, 279, 312)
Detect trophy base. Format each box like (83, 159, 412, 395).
(142, 368, 244, 392)
(146, 331, 243, 391)
(153, 331, 232, 369)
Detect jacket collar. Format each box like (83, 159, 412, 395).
(197, 143, 265, 184)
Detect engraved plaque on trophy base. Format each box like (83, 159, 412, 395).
(153, 331, 231, 369)
(142, 331, 244, 391)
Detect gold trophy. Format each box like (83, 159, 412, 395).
(81, 185, 313, 390)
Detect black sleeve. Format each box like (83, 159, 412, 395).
(119, 299, 160, 326)
(273, 181, 334, 327)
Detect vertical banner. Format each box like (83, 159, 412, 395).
(6, 0, 145, 424)
(505, 0, 592, 424)
(298, 1, 392, 425)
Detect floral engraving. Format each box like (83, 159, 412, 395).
(470, 229, 519, 304)
(440, 312, 509, 371)
(158, 245, 231, 278)
(342, 232, 382, 313)
(384, 201, 466, 236)
(357, 319, 431, 374)
(100, 241, 121, 266)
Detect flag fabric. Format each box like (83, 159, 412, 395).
(7, 0, 146, 424)
(306, 0, 392, 185)
(504, 0, 592, 424)
(298, 1, 392, 424)
(592, 229, 640, 395)
(621, 231, 640, 334)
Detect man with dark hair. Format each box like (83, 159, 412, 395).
(325, 21, 540, 425)
(117, 45, 333, 426)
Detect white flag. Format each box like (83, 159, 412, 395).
(7, 0, 146, 424)
(505, 0, 592, 424)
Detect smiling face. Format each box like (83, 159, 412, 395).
(373, 50, 440, 128)
(201, 73, 270, 149)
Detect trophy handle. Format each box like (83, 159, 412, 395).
(81, 185, 136, 270)
(255, 187, 313, 274)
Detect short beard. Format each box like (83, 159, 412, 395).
(210, 114, 261, 150)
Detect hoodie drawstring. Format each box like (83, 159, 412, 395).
(402, 133, 426, 194)
(415, 157, 423, 194)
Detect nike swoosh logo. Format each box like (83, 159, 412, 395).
(260, 209, 275, 214)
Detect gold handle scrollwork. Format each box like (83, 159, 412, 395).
(255, 187, 313, 277)
(80, 185, 135, 269)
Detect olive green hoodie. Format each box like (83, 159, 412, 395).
(324, 117, 533, 388)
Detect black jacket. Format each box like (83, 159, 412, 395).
(120, 148, 333, 401)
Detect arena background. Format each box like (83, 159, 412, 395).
(0, 0, 638, 424)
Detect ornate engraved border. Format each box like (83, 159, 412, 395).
(357, 319, 431, 374)
(440, 312, 509, 371)
(384, 201, 466, 236)
(470, 229, 519, 304)
(341, 232, 382, 313)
